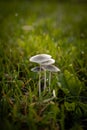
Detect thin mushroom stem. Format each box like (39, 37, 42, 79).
(49, 71, 51, 92)
(38, 64, 41, 97)
(44, 69, 46, 90)
(39, 72, 41, 97)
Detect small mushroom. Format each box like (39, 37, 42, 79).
(29, 54, 52, 97)
(44, 65, 60, 92)
(44, 65, 60, 72)
(42, 58, 55, 90)
(31, 66, 45, 72)
(41, 58, 55, 66)
(29, 54, 52, 64)
(31, 66, 45, 94)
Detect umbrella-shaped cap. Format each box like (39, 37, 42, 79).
(44, 65, 60, 72)
(41, 58, 55, 66)
(31, 66, 45, 72)
(29, 54, 52, 64)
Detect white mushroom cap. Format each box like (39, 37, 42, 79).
(31, 66, 45, 72)
(44, 65, 60, 72)
(41, 58, 55, 65)
(29, 54, 52, 64)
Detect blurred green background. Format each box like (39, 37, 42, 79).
(0, 0, 87, 130)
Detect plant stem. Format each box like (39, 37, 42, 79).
(49, 71, 51, 92)
(44, 69, 46, 90)
(43, 96, 56, 103)
(39, 64, 41, 97)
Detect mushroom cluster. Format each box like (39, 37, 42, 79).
(29, 54, 60, 97)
